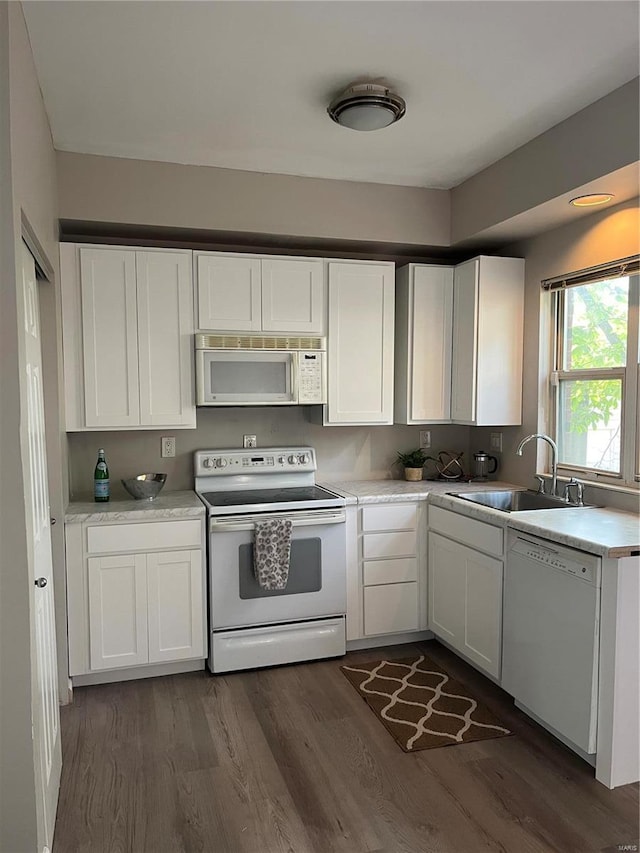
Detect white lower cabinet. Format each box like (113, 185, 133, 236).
(352, 500, 427, 640)
(427, 509, 504, 679)
(67, 517, 206, 679)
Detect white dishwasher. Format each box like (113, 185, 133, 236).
(502, 531, 601, 758)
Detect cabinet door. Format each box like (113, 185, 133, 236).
(136, 251, 195, 427)
(80, 248, 140, 427)
(364, 583, 419, 636)
(146, 550, 205, 663)
(326, 262, 395, 424)
(428, 532, 465, 645)
(462, 547, 503, 679)
(261, 258, 325, 334)
(88, 554, 148, 670)
(410, 266, 453, 422)
(450, 259, 478, 424)
(196, 254, 261, 331)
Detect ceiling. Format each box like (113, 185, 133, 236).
(22, 1, 639, 190)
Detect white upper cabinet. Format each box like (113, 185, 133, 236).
(195, 252, 325, 335)
(61, 243, 196, 430)
(324, 260, 395, 425)
(451, 256, 525, 426)
(79, 248, 140, 428)
(196, 254, 261, 331)
(395, 264, 454, 423)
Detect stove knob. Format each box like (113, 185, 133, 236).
(203, 457, 214, 469)
(278, 455, 286, 464)
(215, 458, 228, 468)
(299, 453, 309, 464)
(288, 455, 298, 465)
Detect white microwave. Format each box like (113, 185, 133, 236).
(195, 335, 326, 406)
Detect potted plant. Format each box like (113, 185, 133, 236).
(396, 448, 427, 481)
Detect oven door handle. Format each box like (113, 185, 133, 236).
(210, 508, 346, 532)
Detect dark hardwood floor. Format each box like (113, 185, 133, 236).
(53, 641, 639, 853)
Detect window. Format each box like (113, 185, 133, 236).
(547, 259, 639, 488)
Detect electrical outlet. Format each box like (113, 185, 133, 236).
(243, 434, 257, 449)
(161, 436, 176, 458)
(490, 432, 503, 452)
(419, 430, 431, 449)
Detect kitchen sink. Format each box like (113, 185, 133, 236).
(449, 489, 588, 512)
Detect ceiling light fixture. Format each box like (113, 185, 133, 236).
(569, 193, 615, 207)
(327, 83, 406, 131)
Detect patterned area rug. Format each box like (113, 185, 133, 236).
(341, 654, 512, 752)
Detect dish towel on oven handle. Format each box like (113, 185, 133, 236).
(253, 517, 293, 591)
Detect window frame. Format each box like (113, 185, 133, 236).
(548, 268, 639, 489)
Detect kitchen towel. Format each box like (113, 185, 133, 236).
(253, 518, 293, 591)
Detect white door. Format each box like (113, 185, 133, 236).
(326, 262, 395, 424)
(21, 241, 62, 852)
(261, 258, 325, 334)
(428, 532, 465, 644)
(147, 549, 204, 662)
(136, 250, 195, 427)
(88, 553, 148, 670)
(196, 253, 261, 331)
(451, 259, 478, 424)
(80, 247, 140, 427)
(461, 547, 503, 679)
(410, 265, 453, 421)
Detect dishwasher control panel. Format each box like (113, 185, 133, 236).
(510, 536, 599, 584)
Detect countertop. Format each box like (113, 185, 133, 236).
(321, 478, 513, 504)
(324, 479, 638, 559)
(65, 490, 205, 523)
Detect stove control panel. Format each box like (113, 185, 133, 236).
(194, 447, 317, 476)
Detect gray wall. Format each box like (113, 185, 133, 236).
(67, 411, 471, 499)
(0, 3, 62, 850)
(472, 196, 640, 512)
(451, 78, 640, 244)
(57, 151, 451, 249)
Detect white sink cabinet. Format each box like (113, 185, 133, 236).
(60, 243, 196, 430)
(66, 516, 206, 682)
(427, 504, 504, 679)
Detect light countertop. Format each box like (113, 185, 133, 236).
(324, 479, 638, 559)
(65, 490, 205, 523)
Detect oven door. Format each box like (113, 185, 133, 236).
(196, 349, 297, 405)
(209, 508, 346, 629)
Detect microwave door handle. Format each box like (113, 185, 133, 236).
(290, 353, 298, 402)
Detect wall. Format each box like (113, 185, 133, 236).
(0, 2, 62, 850)
(57, 151, 451, 249)
(451, 78, 640, 244)
(473, 196, 640, 512)
(67, 411, 471, 499)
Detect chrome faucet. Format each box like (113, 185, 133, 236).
(516, 433, 559, 498)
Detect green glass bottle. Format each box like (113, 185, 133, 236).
(94, 448, 110, 502)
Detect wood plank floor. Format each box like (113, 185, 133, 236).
(54, 640, 639, 853)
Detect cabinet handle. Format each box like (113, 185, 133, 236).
(50, 517, 56, 525)
(35, 577, 48, 588)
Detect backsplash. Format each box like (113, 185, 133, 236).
(66, 407, 472, 499)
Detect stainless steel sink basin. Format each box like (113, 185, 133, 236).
(450, 489, 586, 512)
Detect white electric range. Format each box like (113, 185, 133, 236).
(194, 447, 347, 673)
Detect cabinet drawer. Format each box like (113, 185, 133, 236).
(362, 530, 417, 560)
(361, 503, 417, 532)
(87, 520, 202, 554)
(364, 583, 419, 636)
(428, 505, 502, 556)
(363, 558, 418, 586)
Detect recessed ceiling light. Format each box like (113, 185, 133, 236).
(328, 83, 406, 132)
(569, 194, 615, 207)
